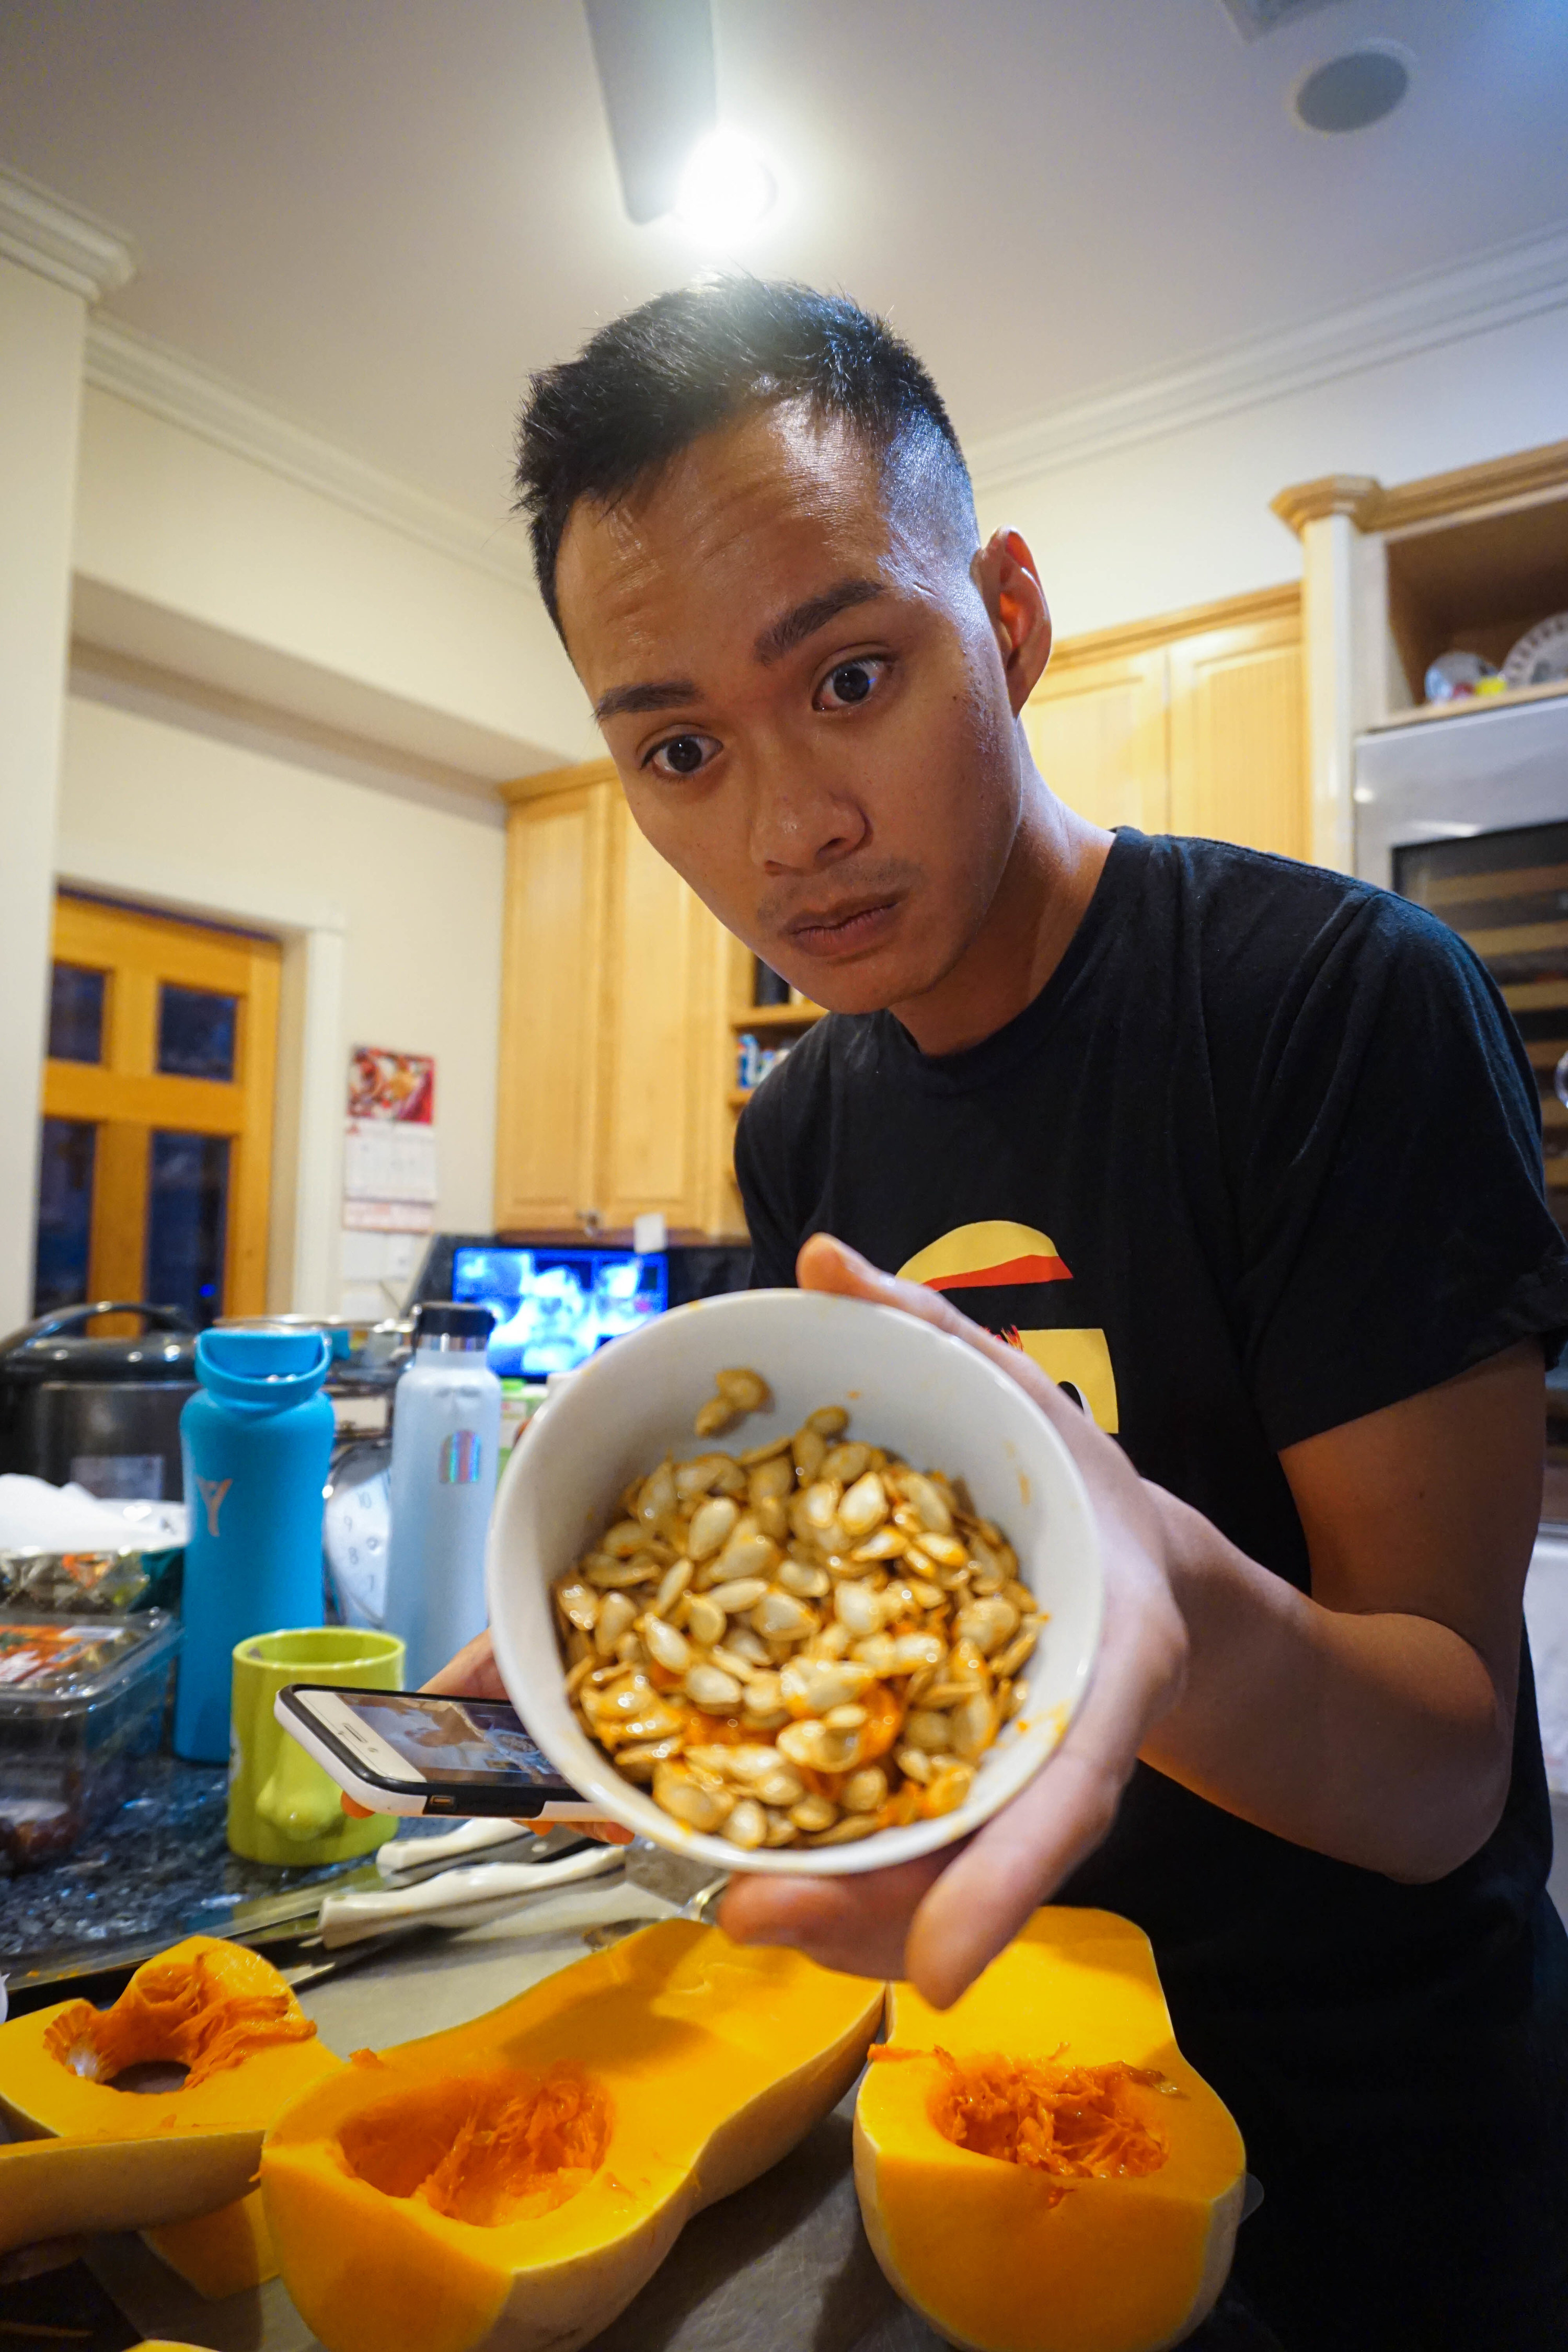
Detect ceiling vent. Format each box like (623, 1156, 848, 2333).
(1217, 0, 1344, 37)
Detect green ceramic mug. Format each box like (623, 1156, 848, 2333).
(228, 1626, 405, 1865)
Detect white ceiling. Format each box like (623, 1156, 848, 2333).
(3, 0, 1566, 528)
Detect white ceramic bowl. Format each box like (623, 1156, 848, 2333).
(487, 1288, 1101, 1876)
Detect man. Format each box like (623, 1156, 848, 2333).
(455, 277, 1568, 2345)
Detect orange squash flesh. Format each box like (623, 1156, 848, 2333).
(854, 1910, 1246, 2352)
(0, 1935, 340, 2293)
(261, 1919, 885, 2352)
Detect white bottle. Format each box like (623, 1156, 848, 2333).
(383, 1303, 502, 1687)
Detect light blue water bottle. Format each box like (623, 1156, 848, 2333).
(173, 1327, 335, 1762)
(383, 1303, 500, 1687)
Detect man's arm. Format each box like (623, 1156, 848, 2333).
(719, 1236, 1544, 2003)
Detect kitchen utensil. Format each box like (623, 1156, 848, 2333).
(487, 1285, 1102, 1876)
(173, 1327, 335, 1762)
(316, 1837, 625, 1946)
(227, 1627, 404, 1865)
(0, 1305, 196, 1501)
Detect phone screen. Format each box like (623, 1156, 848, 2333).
(317, 1690, 564, 1791)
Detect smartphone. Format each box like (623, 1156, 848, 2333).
(274, 1684, 606, 1820)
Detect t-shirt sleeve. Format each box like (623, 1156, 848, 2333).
(733, 1083, 801, 1288)
(1231, 891, 1568, 1451)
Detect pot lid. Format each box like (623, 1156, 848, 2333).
(0, 1304, 197, 1385)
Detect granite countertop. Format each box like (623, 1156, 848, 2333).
(0, 1755, 387, 1996)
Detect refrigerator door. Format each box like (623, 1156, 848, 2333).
(1354, 694, 1568, 890)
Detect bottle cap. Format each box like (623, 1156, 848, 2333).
(414, 1302, 495, 1343)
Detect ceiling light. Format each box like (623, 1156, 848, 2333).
(1293, 45, 1411, 133)
(673, 129, 776, 244)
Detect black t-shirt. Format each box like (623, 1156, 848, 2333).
(736, 831, 1568, 2351)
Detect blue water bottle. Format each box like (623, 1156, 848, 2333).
(173, 1327, 336, 1762)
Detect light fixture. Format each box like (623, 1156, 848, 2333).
(673, 128, 777, 244)
(1293, 45, 1411, 134)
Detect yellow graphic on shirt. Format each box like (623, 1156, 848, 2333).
(898, 1221, 1120, 1434)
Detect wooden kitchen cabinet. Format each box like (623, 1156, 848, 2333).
(495, 762, 731, 1237)
(1024, 584, 1306, 859)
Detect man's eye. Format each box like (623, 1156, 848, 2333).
(815, 658, 885, 711)
(648, 733, 717, 778)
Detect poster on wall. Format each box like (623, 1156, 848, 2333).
(343, 1047, 439, 1240)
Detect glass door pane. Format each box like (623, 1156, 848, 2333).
(48, 965, 107, 1063)
(33, 1119, 97, 1315)
(145, 1132, 230, 1327)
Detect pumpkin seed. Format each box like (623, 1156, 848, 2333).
(684, 1662, 744, 1711)
(688, 1495, 740, 1561)
(642, 1616, 691, 1673)
(841, 1766, 889, 1814)
(804, 1405, 849, 1437)
(675, 1454, 734, 1501)
(924, 1761, 975, 1816)
(715, 1367, 771, 1411)
(593, 1593, 638, 1656)
(556, 1581, 599, 1632)
(653, 1761, 732, 1831)
(685, 1593, 726, 1648)
(838, 1471, 889, 1537)
(724, 1797, 767, 1851)
(777, 1557, 830, 1599)
(791, 1427, 826, 1481)
(949, 1692, 997, 1760)
(751, 1589, 817, 1640)
(834, 1578, 886, 1639)
(808, 1814, 880, 1845)
(584, 1558, 659, 1588)
(788, 1793, 838, 1832)
(903, 1710, 954, 1754)
(748, 1455, 795, 1504)
(655, 1559, 694, 1616)
(901, 1472, 952, 1535)
(600, 1519, 648, 1558)
(992, 1624, 1039, 1680)
(694, 1396, 736, 1438)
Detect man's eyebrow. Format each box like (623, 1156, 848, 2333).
(592, 677, 700, 723)
(754, 578, 886, 665)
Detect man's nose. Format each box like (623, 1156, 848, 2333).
(748, 745, 869, 872)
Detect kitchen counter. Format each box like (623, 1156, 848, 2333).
(0, 1756, 377, 1997)
(27, 1901, 1283, 2352)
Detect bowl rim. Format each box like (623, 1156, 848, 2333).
(487, 1287, 1102, 1876)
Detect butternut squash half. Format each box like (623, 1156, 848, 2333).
(261, 1919, 884, 2352)
(855, 1910, 1245, 2352)
(0, 1934, 340, 2293)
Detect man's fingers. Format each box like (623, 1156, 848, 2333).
(420, 1629, 508, 1699)
(719, 1847, 950, 1981)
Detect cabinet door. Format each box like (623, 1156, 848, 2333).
(1023, 651, 1168, 833)
(493, 782, 608, 1229)
(594, 801, 726, 1232)
(1167, 614, 1306, 858)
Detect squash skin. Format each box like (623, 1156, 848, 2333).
(261, 1919, 885, 2352)
(854, 1910, 1246, 2352)
(0, 1935, 340, 2296)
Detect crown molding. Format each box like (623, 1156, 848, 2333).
(84, 315, 538, 590)
(968, 220, 1568, 499)
(0, 167, 136, 303)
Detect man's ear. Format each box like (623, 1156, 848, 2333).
(975, 528, 1053, 713)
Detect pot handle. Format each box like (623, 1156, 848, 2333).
(1, 1301, 199, 1353)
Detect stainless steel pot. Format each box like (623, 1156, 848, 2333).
(0, 1303, 198, 1502)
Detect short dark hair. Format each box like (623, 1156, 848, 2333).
(514, 275, 973, 635)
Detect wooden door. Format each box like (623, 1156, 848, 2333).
(36, 894, 280, 1327)
(594, 800, 728, 1233)
(1167, 613, 1306, 858)
(494, 780, 610, 1230)
(1023, 651, 1168, 834)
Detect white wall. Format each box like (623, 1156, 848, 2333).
(56, 687, 507, 1315)
(72, 385, 595, 783)
(974, 298, 1568, 642)
(0, 255, 86, 1333)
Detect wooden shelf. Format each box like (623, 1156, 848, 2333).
(1366, 675, 1568, 733)
(730, 1002, 824, 1031)
(728, 1088, 753, 1109)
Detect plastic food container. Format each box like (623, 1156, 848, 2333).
(0, 1609, 181, 1873)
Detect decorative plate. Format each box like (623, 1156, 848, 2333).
(1503, 612, 1568, 690)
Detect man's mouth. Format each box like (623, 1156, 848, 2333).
(783, 895, 903, 959)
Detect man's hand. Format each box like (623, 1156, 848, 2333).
(719, 1233, 1190, 2005)
(409, 1631, 634, 1846)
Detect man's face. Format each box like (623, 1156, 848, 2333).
(554, 406, 1039, 1017)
